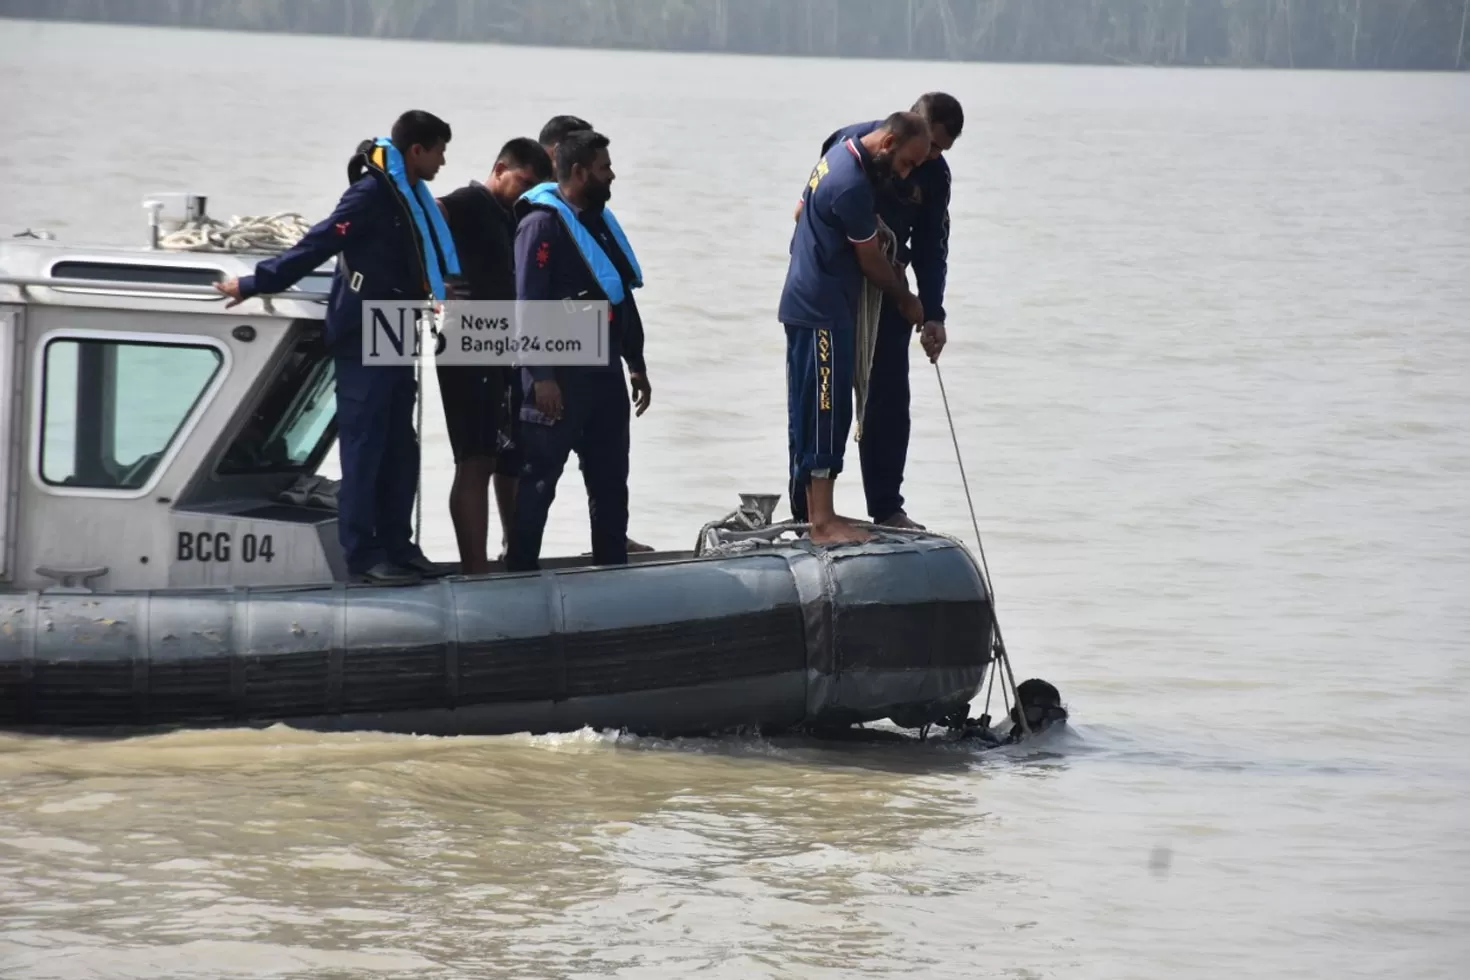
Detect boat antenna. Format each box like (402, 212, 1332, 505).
(932, 360, 1032, 737)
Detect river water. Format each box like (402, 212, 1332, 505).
(1, 18, 1467, 980)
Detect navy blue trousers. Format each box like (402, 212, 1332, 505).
(504, 368, 630, 572)
(333, 356, 423, 575)
(786, 323, 854, 515)
(789, 308, 912, 523)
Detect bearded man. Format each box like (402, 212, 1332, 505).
(503, 129, 652, 571)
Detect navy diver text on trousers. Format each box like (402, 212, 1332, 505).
(504, 368, 631, 572)
(333, 356, 421, 575)
(789, 306, 910, 524)
(786, 323, 855, 512)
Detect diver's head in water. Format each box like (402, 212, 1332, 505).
(1009, 678, 1068, 733)
(557, 129, 614, 212)
(390, 109, 452, 182)
(864, 111, 931, 183)
(488, 137, 553, 208)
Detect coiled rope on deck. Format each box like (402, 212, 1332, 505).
(156, 213, 312, 253)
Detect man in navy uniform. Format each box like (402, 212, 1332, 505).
(214, 110, 458, 585)
(529, 113, 658, 556)
(780, 111, 931, 546)
(503, 129, 652, 572)
(792, 92, 963, 531)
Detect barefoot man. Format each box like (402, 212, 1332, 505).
(778, 111, 930, 545)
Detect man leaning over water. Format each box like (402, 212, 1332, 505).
(780, 111, 930, 546)
(791, 92, 963, 531)
(214, 109, 457, 586)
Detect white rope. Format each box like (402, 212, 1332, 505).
(156, 212, 312, 253)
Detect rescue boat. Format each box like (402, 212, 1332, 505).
(0, 196, 1036, 740)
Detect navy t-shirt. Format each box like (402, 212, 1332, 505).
(777, 136, 878, 332)
(822, 120, 952, 325)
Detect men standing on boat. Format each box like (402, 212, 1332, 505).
(434, 137, 553, 575)
(213, 110, 457, 586)
(503, 129, 651, 572)
(790, 93, 963, 532)
(780, 112, 931, 546)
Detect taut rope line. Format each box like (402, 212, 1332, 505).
(932, 359, 1030, 738)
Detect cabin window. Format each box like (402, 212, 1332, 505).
(39, 338, 224, 491)
(215, 331, 337, 475)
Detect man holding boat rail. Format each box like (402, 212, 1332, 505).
(792, 92, 963, 532)
(780, 111, 932, 546)
(213, 109, 457, 586)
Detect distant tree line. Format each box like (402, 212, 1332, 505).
(4, 0, 1467, 70)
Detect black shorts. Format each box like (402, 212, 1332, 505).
(437, 364, 508, 464)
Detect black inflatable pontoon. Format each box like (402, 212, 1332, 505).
(0, 530, 994, 737)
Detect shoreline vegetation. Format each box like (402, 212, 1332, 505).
(2, 0, 1467, 71)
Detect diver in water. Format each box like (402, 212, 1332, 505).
(503, 129, 652, 572)
(779, 112, 930, 546)
(794, 93, 964, 532)
(214, 110, 458, 586)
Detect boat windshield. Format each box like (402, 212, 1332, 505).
(215, 327, 336, 475)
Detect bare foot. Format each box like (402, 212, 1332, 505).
(627, 536, 655, 553)
(878, 511, 926, 530)
(808, 517, 873, 546)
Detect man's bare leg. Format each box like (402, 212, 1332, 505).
(805, 475, 872, 545)
(450, 457, 496, 575)
(493, 473, 518, 562)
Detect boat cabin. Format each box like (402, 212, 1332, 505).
(0, 219, 353, 593)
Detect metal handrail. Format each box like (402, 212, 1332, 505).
(0, 274, 331, 302)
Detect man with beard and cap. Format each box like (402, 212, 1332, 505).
(503, 129, 653, 572)
(795, 93, 964, 532)
(779, 110, 930, 546)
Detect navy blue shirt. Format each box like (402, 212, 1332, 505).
(822, 120, 952, 325)
(240, 174, 430, 353)
(777, 136, 879, 332)
(513, 201, 646, 383)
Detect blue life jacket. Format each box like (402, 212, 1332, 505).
(518, 182, 642, 304)
(362, 137, 460, 301)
